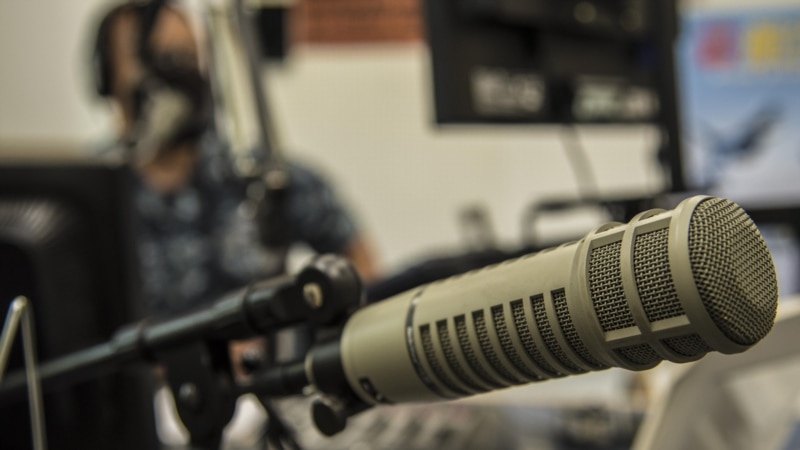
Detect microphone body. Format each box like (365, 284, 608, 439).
(327, 196, 777, 405)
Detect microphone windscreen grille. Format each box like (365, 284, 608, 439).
(552, 289, 607, 369)
(420, 324, 469, 396)
(454, 315, 505, 389)
(688, 198, 778, 346)
(532, 296, 586, 374)
(437, 321, 488, 392)
(661, 334, 711, 358)
(491, 306, 544, 380)
(589, 241, 636, 332)
(634, 228, 685, 322)
(510, 300, 561, 377)
(616, 344, 661, 365)
(473, 311, 522, 384)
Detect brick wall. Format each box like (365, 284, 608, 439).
(291, 0, 422, 44)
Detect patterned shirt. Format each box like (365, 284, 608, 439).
(132, 134, 359, 316)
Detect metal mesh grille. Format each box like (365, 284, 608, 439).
(662, 334, 711, 358)
(532, 296, 584, 373)
(688, 198, 778, 345)
(510, 299, 561, 377)
(454, 315, 504, 388)
(634, 228, 685, 322)
(552, 289, 607, 369)
(437, 320, 488, 392)
(589, 241, 636, 332)
(473, 310, 522, 384)
(420, 324, 468, 395)
(491, 305, 542, 381)
(616, 344, 660, 365)
(0, 200, 79, 246)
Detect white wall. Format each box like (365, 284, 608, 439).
(265, 45, 663, 269)
(0, 0, 111, 145)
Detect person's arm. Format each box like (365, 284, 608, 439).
(344, 235, 380, 283)
(285, 162, 382, 282)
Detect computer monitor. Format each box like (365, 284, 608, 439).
(676, 6, 800, 295)
(423, 0, 687, 191)
(677, 7, 800, 214)
(424, 0, 679, 126)
(0, 162, 157, 449)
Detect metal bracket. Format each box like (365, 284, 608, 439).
(0, 296, 47, 450)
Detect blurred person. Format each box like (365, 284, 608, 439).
(91, 0, 377, 315)
(88, 0, 378, 445)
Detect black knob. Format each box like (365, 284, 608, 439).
(311, 397, 348, 436)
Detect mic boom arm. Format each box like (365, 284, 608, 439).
(0, 255, 363, 449)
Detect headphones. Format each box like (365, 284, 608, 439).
(90, 1, 166, 98)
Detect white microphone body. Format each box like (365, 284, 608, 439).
(334, 196, 778, 405)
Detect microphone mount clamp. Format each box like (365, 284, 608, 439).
(0, 255, 363, 450)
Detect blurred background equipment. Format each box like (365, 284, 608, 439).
(0, 163, 157, 449)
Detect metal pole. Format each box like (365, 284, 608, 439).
(0, 297, 48, 450)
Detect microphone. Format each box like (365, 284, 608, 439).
(306, 195, 778, 409)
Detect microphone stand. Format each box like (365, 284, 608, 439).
(229, 0, 293, 258)
(0, 255, 363, 450)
